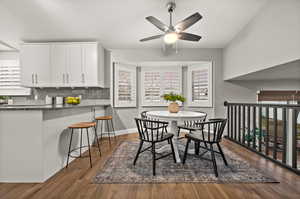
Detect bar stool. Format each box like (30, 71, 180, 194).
(66, 122, 101, 168)
(95, 115, 116, 146)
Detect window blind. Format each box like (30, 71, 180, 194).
(0, 60, 30, 95)
(141, 66, 182, 106)
(113, 63, 137, 107)
(187, 62, 213, 107)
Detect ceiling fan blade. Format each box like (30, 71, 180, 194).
(146, 16, 169, 32)
(178, 32, 202, 42)
(140, 34, 164, 42)
(175, 12, 202, 32)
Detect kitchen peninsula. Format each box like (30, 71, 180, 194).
(0, 100, 110, 182)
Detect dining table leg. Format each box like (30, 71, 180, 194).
(155, 120, 181, 163)
(169, 120, 181, 163)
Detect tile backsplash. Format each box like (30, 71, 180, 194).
(12, 87, 110, 104)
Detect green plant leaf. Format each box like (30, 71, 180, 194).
(162, 92, 186, 102)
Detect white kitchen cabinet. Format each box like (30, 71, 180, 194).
(50, 44, 68, 87)
(68, 44, 83, 87)
(82, 43, 99, 87)
(20, 44, 51, 87)
(50, 42, 100, 87)
(21, 42, 103, 87)
(50, 43, 83, 87)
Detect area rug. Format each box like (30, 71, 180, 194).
(94, 140, 278, 184)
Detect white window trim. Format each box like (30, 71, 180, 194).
(141, 65, 183, 107)
(113, 62, 137, 108)
(187, 61, 213, 107)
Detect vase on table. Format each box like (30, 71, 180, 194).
(168, 102, 180, 113)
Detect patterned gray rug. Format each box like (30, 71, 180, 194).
(94, 140, 278, 184)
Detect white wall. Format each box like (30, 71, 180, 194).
(109, 48, 300, 131)
(109, 48, 223, 130)
(223, 0, 300, 80)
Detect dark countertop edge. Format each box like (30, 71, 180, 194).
(0, 103, 111, 110)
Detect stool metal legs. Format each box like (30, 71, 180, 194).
(97, 119, 116, 146)
(86, 128, 92, 168)
(66, 126, 101, 169)
(80, 129, 83, 157)
(66, 129, 74, 168)
(106, 120, 111, 145)
(94, 126, 102, 157)
(110, 119, 116, 140)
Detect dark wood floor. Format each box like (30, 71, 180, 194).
(1, 133, 300, 199)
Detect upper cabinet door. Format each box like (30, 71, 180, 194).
(82, 43, 98, 86)
(20, 44, 51, 87)
(21, 42, 102, 88)
(67, 44, 83, 87)
(51, 44, 68, 86)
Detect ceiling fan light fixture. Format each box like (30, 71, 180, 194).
(164, 32, 178, 44)
(140, 1, 202, 45)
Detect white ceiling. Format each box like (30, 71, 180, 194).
(0, 0, 268, 49)
(0, 41, 17, 51)
(0, 44, 13, 51)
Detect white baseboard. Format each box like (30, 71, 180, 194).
(114, 128, 137, 136)
(98, 128, 137, 137)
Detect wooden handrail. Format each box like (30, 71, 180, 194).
(224, 101, 300, 108)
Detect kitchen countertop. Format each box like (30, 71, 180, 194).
(0, 100, 111, 110)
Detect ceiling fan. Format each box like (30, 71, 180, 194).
(140, 1, 202, 44)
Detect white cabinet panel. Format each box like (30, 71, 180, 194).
(20, 44, 51, 87)
(20, 47, 33, 87)
(82, 43, 98, 86)
(50, 44, 68, 86)
(67, 44, 83, 86)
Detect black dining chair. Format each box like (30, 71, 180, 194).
(140, 110, 168, 129)
(140, 111, 148, 119)
(177, 112, 207, 152)
(182, 119, 228, 177)
(134, 118, 176, 175)
(177, 112, 207, 137)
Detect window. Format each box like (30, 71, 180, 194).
(0, 60, 30, 95)
(187, 62, 213, 107)
(141, 65, 182, 106)
(113, 63, 137, 107)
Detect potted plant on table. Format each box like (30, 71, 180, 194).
(0, 96, 8, 104)
(162, 92, 186, 113)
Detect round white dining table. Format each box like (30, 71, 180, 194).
(146, 111, 206, 163)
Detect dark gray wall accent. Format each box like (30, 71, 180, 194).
(29, 87, 110, 100)
(11, 87, 110, 105)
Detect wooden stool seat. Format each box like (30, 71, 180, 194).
(68, 122, 96, 129)
(95, 115, 112, 120)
